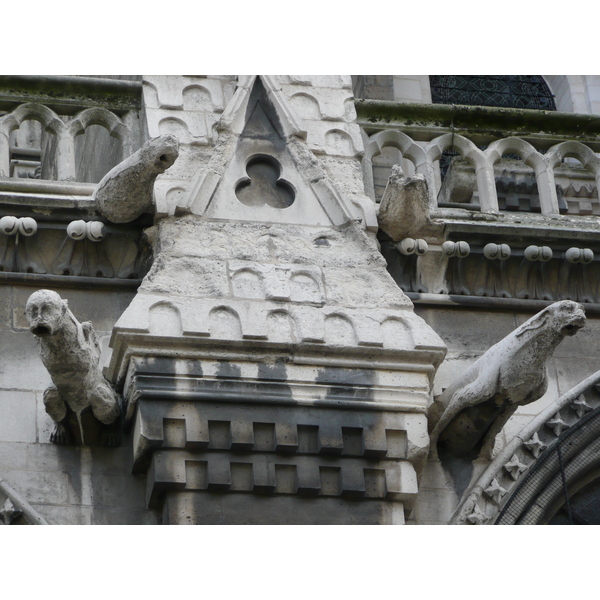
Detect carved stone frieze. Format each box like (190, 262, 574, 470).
(383, 237, 600, 304)
(0, 208, 151, 282)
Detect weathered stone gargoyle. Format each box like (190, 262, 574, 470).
(428, 300, 586, 460)
(94, 134, 180, 223)
(26, 289, 121, 446)
(377, 166, 444, 241)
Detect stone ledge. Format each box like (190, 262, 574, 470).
(356, 99, 600, 148)
(0, 76, 142, 115)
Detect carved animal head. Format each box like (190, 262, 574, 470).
(142, 134, 180, 174)
(516, 300, 586, 339)
(26, 289, 69, 337)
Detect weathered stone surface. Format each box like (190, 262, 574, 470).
(26, 289, 121, 446)
(378, 168, 444, 241)
(429, 300, 586, 459)
(0, 391, 37, 443)
(94, 134, 180, 223)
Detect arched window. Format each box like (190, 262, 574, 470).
(430, 76, 556, 111)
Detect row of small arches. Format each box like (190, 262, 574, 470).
(0, 103, 132, 181)
(231, 268, 323, 303)
(362, 129, 600, 215)
(148, 302, 414, 349)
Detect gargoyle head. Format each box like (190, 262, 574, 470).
(517, 299, 586, 339)
(145, 134, 180, 174)
(26, 289, 68, 337)
(555, 300, 586, 336)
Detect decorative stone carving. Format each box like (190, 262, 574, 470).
(0, 216, 37, 236)
(94, 134, 180, 223)
(466, 506, 489, 525)
(565, 247, 594, 264)
(524, 245, 552, 262)
(442, 240, 470, 258)
(524, 432, 547, 458)
(484, 478, 507, 503)
(397, 238, 428, 256)
(377, 166, 444, 241)
(26, 289, 121, 446)
(546, 411, 568, 437)
(66, 220, 106, 242)
(503, 454, 528, 480)
(572, 394, 592, 418)
(0, 498, 22, 525)
(483, 243, 511, 260)
(429, 300, 586, 459)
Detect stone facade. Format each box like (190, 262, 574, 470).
(1, 75, 600, 525)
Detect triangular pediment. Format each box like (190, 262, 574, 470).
(177, 76, 355, 228)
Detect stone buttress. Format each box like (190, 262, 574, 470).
(105, 76, 447, 524)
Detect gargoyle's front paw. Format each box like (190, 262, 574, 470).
(50, 423, 73, 445)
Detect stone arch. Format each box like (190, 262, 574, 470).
(182, 85, 213, 111)
(290, 93, 321, 120)
(545, 140, 600, 175)
(426, 133, 497, 212)
(381, 317, 414, 350)
(0, 103, 69, 180)
(497, 406, 600, 524)
(149, 301, 183, 336)
(363, 129, 432, 204)
(324, 313, 356, 346)
(324, 129, 355, 156)
(68, 108, 129, 143)
(209, 306, 242, 340)
(289, 271, 322, 304)
(266, 309, 296, 343)
(67, 107, 131, 182)
(231, 268, 265, 300)
(158, 117, 190, 143)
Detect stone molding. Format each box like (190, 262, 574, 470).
(451, 368, 600, 524)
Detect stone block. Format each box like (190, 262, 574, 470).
(0, 469, 69, 504)
(0, 441, 27, 470)
(141, 256, 229, 298)
(0, 331, 52, 391)
(415, 306, 518, 357)
(26, 442, 86, 472)
(318, 155, 369, 198)
(0, 286, 12, 330)
(35, 504, 92, 525)
(92, 474, 148, 508)
(162, 491, 404, 524)
(90, 507, 158, 525)
(0, 390, 37, 442)
(419, 460, 455, 490)
(411, 486, 458, 525)
(322, 266, 409, 308)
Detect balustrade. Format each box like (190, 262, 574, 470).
(0, 102, 132, 183)
(358, 101, 600, 217)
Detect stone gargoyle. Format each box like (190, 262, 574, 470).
(26, 289, 122, 446)
(94, 134, 180, 223)
(428, 300, 586, 460)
